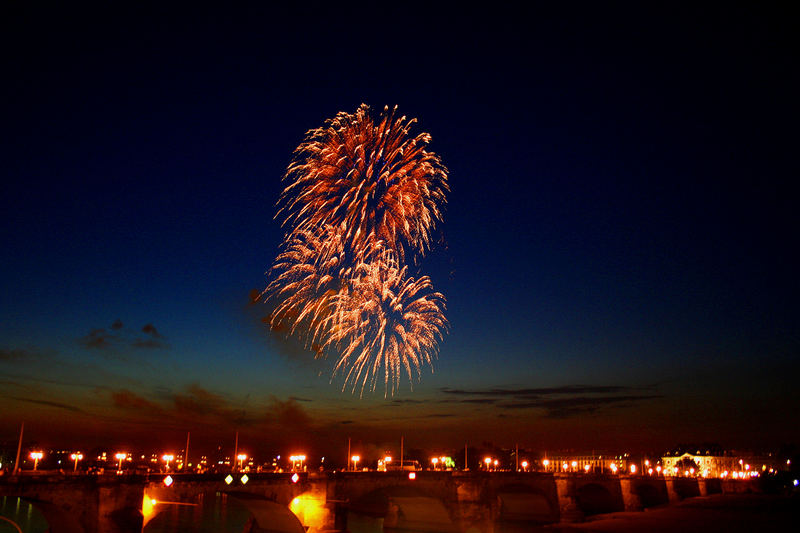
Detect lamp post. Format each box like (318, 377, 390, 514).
(237, 454, 247, 472)
(115, 453, 127, 473)
(162, 454, 174, 471)
(351, 455, 360, 471)
(30, 451, 43, 471)
(70, 453, 83, 472)
(484, 457, 491, 471)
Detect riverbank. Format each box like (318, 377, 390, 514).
(548, 493, 800, 532)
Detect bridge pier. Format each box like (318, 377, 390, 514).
(554, 474, 584, 522)
(618, 476, 642, 511)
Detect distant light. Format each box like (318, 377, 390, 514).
(163, 475, 173, 487)
(151, 499, 157, 506)
(291, 473, 299, 483)
(584, 464, 591, 472)
(224, 475, 233, 485)
(630, 464, 636, 474)
(793, 479, 798, 487)
(408, 472, 416, 480)
(385, 456, 392, 463)
(542, 459, 550, 467)
(571, 461, 578, 468)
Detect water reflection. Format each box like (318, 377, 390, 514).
(0, 496, 49, 533)
(144, 493, 252, 533)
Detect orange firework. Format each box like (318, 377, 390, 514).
(264, 105, 448, 395)
(263, 225, 349, 347)
(277, 104, 448, 262)
(323, 249, 448, 396)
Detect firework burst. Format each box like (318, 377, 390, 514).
(324, 250, 448, 396)
(264, 104, 448, 395)
(277, 103, 448, 262)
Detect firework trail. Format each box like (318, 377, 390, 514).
(264, 104, 448, 395)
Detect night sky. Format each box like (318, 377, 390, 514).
(1, 4, 797, 460)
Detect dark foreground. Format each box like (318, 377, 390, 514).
(548, 493, 800, 533)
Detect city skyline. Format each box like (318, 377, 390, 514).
(1, 4, 797, 455)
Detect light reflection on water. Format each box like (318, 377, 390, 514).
(144, 493, 252, 533)
(0, 496, 49, 533)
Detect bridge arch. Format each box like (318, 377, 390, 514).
(348, 485, 457, 532)
(574, 483, 621, 516)
(495, 483, 558, 523)
(634, 482, 667, 508)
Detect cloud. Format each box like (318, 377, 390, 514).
(79, 328, 118, 349)
(141, 323, 163, 338)
(439, 385, 631, 397)
(0, 348, 37, 360)
(438, 384, 661, 418)
(5, 395, 84, 413)
(79, 321, 169, 351)
(112, 389, 163, 412)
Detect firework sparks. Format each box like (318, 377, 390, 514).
(264, 104, 448, 394)
(324, 250, 448, 396)
(277, 103, 448, 262)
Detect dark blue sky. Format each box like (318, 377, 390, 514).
(1, 4, 797, 456)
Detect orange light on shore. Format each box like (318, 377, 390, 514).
(70, 453, 83, 472)
(30, 451, 44, 470)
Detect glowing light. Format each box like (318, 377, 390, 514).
(521, 460, 529, 470)
(292, 473, 300, 483)
(384, 456, 392, 463)
(630, 464, 636, 474)
(29, 451, 43, 470)
(224, 475, 233, 485)
(542, 459, 550, 468)
(70, 453, 83, 472)
(571, 461, 578, 469)
(648, 468, 653, 475)
(162, 454, 174, 470)
(241, 474, 249, 484)
(263, 104, 449, 395)
(484, 457, 492, 467)
(610, 463, 618, 474)
(290, 492, 326, 529)
(163, 475, 173, 487)
(656, 466, 662, 473)
(584, 464, 591, 473)
(408, 472, 416, 480)
(115, 453, 127, 471)
(793, 479, 798, 487)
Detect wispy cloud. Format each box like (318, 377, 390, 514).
(79, 320, 169, 352)
(438, 384, 661, 418)
(4, 395, 85, 413)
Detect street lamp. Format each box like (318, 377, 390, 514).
(115, 453, 127, 472)
(30, 451, 43, 471)
(493, 459, 499, 471)
(521, 460, 529, 472)
(162, 454, 174, 471)
(542, 459, 550, 471)
(292, 454, 306, 471)
(237, 454, 247, 472)
(351, 455, 360, 471)
(70, 453, 83, 472)
(431, 457, 439, 470)
(484, 457, 492, 471)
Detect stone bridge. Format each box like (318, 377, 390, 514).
(0, 471, 753, 533)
